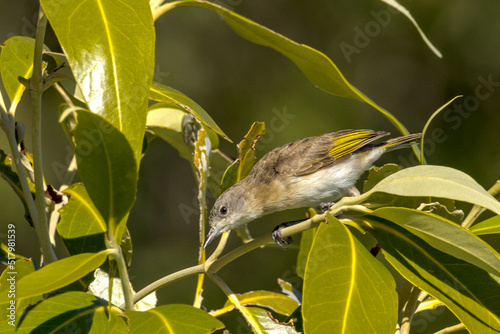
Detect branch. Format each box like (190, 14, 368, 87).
(29, 6, 58, 264)
(128, 196, 369, 306)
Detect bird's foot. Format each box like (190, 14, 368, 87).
(272, 219, 305, 249)
(319, 202, 335, 213)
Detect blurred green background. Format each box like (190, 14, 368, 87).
(1, 0, 499, 323)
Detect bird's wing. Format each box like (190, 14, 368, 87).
(274, 129, 389, 176)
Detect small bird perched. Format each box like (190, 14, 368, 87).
(204, 129, 421, 248)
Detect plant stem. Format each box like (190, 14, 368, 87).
(125, 264, 205, 308)
(462, 180, 500, 229)
(30, 7, 58, 264)
(209, 274, 264, 334)
(434, 323, 466, 334)
(399, 285, 422, 334)
(109, 245, 134, 311)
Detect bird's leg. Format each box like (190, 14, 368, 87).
(272, 219, 306, 249)
(320, 187, 361, 212)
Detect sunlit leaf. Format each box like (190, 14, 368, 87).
(126, 304, 224, 333)
(11, 291, 128, 333)
(0, 251, 109, 303)
(41, 0, 155, 163)
(303, 217, 397, 333)
(0, 259, 41, 327)
(149, 82, 230, 141)
(0, 37, 48, 114)
(74, 110, 136, 238)
(57, 183, 107, 255)
(470, 215, 500, 235)
(364, 165, 500, 216)
(296, 208, 319, 279)
(156, 1, 411, 137)
(220, 122, 265, 193)
(214, 290, 300, 317)
(364, 216, 500, 333)
(370, 207, 500, 277)
(244, 307, 299, 334)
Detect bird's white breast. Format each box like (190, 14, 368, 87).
(268, 149, 384, 211)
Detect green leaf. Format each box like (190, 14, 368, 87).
(364, 216, 500, 333)
(0, 37, 42, 114)
(370, 207, 500, 277)
(0, 251, 109, 303)
(147, 105, 199, 161)
(58, 103, 80, 147)
(126, 304, 224, 333)
(159, 1, 410, 137)
(57, 183, 107, 255)
(40, 0, 155, 163)
(236, 121, 266, 181)
(296, 209, 319, 279)
(379, 0, 442, 58)
(419, 96, 461, 163)
(302, 217, 398, 334)
(149, 82, 230, 141)
(364, 165, 500, 215)
(146, 104, 232, 196)
(74, 110, 137, 237)
(0, 259, 41, 327)
(215, 291, 300, 317)
(471, 215, 500, 235)
(243, 307, 300, 333)
(0, 148, 34, 226)
(9, 291, 128, 333)
(220, 122, 265, 193)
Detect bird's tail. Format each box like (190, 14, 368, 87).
(381, 133, 422, 152)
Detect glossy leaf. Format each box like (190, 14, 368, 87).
(146, 104, 232, 196)
(57, 183, 107, 254)
(371, 207, 500, 277)
(0, 148, 34, 225)
(0, 37, 40, 113)
(220, 122, 265, 193)
(10, 291, 128, 333)
(158, 1, 410, 136)
(365, 216, 500, 333)
(296, 208, 319, 279)
(0, 259, 41, 327)
(74, 110, 137, 237)
(365, 165, 500, 216)
(244, 307, 300, 334)
(149, 82, 230, 141)
(214, 290, 300, 317)
(302, 217, 397, 334)
(40, 0, 155, 163)
(470, 215, 500, 235)
(0, 251, 109, 303)
(147, 105, 198, 160)
(126, 304, 224, 333)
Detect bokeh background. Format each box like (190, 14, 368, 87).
(1, 0, 499, 328)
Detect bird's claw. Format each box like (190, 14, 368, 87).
(272, 226, 293, 249)
(319, 202, 335, 213)
(272, 219, 306, 249)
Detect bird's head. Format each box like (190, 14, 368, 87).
(204, 184, 260, 249)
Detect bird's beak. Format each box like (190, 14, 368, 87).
(203, 225, 223, 250)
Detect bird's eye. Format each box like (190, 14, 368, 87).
(219, 206, 228, 215)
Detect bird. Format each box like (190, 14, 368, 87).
(204, 129, 421, 248)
